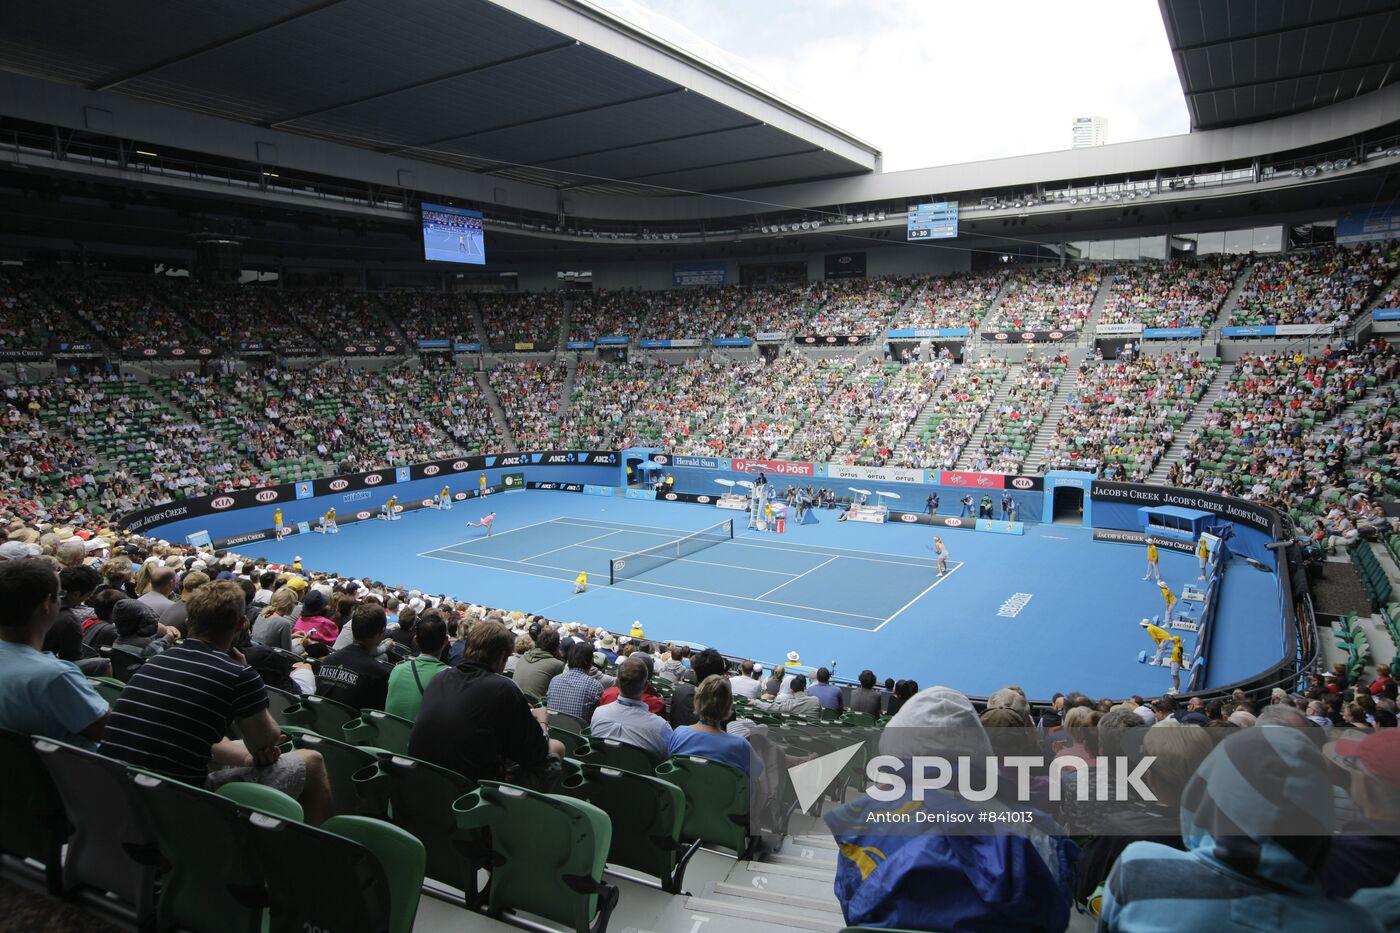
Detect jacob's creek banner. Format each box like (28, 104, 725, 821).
(1093, 528, 1196, 553)
(1090, 481, 1279, 534)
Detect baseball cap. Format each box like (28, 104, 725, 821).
(1326, 730, 1400, 790)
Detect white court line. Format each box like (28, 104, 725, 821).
(423, 546, 883, 621)
(570, 543, 798, 577)
(872, 560, 964, 632)
(522, 529, 621, 562)
(755, 555, 839, 600)
(415, 549, 877, 631)
(422, 518, 562, 555)
(554, 516, 944, 568)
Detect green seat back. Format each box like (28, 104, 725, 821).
(31, 738, 161, 927)
(85, 676, 126, 707)
(277, 693, 361, 738)
(655, 755, 751, 855)
(244, 812, 424, 933)
(215, 782, 306, 822)
(280, 726, 378, 816)
(549, 726, 588, 757)
(104, 645, 146, 682)
(576, 736, 659, 777)
(343, 709, 415, 755)
(0, 728, 67, 893)
(455, 781, 616, 933)
(352, 752, 477, 889)
(562, 762, 696, 892)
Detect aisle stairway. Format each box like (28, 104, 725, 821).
(895, 363, 962, 450)
(1023, 371, 1080, 471)
(1076, 272, 1114, 346)
(557, 354, 579, 424)
(558, 296, 573, 351)
(1205, 262, 1255, 344)
(475, 370, 517, 452)
(468, 297, 490, 347)
(951, 369, 1019, 469)
(1145, 363, 1231, 483)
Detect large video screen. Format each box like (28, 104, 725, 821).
(907, 201, 959, 241)
(422, 202, 486, 265)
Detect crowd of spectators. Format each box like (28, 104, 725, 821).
(570, 290, 651, 340)
(1043, 351, 1217, 478)
(1098, 258, 1243, 330)
(379, 290, 481, 345)
(888, 271, 1006, 331)
(64, 276, 211, 352)
(965, 354, 1068, 473)
(1172, 340, 1399, 545)
(802, 276, 913, 337)
(189, 285, 319, 353)
(893, 357, 1008, 469)
(488, 361, 565, 448)
(823, 360, 951, 466)
(687, 356, 856, 460)
(560, 359, 731, 450)
(985, 265, 1103, 333)
(480, 293, 563, 350)
(1229, 243, 1399, 327)
(0, 272, 96, 352)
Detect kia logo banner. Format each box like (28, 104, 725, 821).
(211, 497, 235, 510)
(364, 474, 384, 485)
(255, 490, 280, 503)
(980, 329, 1075, 344)
(697, 496, 711, 504)
(330, 479, 349, 491)
(424, 465, 440, 476)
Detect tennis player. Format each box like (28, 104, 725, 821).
(933, 536, 949, 575)
(1157, 581, 1177, 623)
(466, 511, 496, 537)
(381, 495, 398, 521)
(319, 507, 338, 534)
(574, 571, 588, 594)
(438, 485, 452, 510)
(1142, 540, 1161, 582)
(1197, 537, 1210, 580)
(273, 507, 285, 540)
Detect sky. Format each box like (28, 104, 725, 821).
(594, 0, 1191, 172)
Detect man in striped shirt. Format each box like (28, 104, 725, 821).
(101, 581, 332, 824)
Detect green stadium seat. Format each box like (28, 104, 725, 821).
(0, 728, 68, 894)
(454, 781, 618, 933)
(343, 709, 415, 755)
(85, 675, 126, 706)
(655, 755, 753, 856)
(575, 736, 660, 776)
(276, 692, 361, 738)
(280, 725, 379, 816)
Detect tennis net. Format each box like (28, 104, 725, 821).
(609, 519, 735, 585)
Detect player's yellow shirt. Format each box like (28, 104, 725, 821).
(1146, 543, 1158, 563)
(1198, 538, 1209, 559)
(1158, 583, 1176, 606)
(1168, 637, 1184, 665)
(386, 497, 397, 508)
(324, 509, 335, 521)
(441, 486, 450, 498)
(273, 509, 283, 524)
(576, 572, 587, 586)
(1145, 624, 1170, 645)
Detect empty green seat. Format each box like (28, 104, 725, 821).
(343, 709, 415, 755)
(562, 762, 699, 893)
(655, 755, 753, 856)
(281, 726, 379, 816)
(576, 736, 659, 776)
(353, 751, 479, 894)
(0, 728, 68, 894)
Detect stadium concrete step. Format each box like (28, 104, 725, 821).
(558, 297, 572, 351)
(1209, 260, 1256, 342)
(1147, 362, 1231, 483)
(468, 297, 490, 346)
(558, 353, 579, 422)
(476, 370, 518, 452)
(1077, 272, 1115, 346)
(1024, 368, 1080, 471)
(951, 365, 1019, 469)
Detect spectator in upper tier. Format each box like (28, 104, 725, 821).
(808, 666, 844, 712)
(667, 675, 762, 778)
(730, 659, 762, 700)
(100, 581, 333, 824)
(546, 642, 605, 722)
(0, 558, 109, 747)
(1101, 726, 1378, 933)
(315, 602, 390, 711)
(384, 611, 450, 721)
(769, 673, 822, 718)
(512, 624, 565, 700)
(409, 620, 565, 789)
(589, 657, 674, 762)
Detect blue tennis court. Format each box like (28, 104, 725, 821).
(418, 516, 962, 631)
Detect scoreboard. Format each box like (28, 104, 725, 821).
(907, 201, 959, 240)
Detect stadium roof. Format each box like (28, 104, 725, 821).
(0, 0, 879, 196)
(1160, 0, 1400, 129)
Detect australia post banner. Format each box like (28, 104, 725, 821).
(1090, 481, 1280, 534)
(937, 470, 1006, 490)
(730, 458, 815, 477)
(820, 463, 925, 484)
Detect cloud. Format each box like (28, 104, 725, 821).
(611, 0, 1190, 171)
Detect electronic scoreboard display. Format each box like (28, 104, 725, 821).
(906, 201, 959, 241)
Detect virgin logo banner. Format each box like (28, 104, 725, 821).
(938, 471, 1006, 490)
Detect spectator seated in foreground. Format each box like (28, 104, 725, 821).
(667, 674, 763, 779)
(100, 580, 333, 824)
(588, 656, 674, 762)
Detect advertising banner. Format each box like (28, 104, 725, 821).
(975, 518, 1025, 536)
(887, 328, 971, 339)
(1090, 481, 1280, 534)
(712, 338, 754, 347)
(1092, 528, 1196, 553)
(336, 343, 402, 356)
(1374, 308, 1400, 321)
(584, 485, 615, 497)
(755, 332, 788, 342)
(649, 453, 726, 470)
(1336, 206, 1400, 245)
(1095, 323, 1145, 335)
(0, 348, 49, 361)
(979, 329, 1073, 344)
(1142, 327, 1204, 339)
(821, 463, 926, 484)
(796, 335, 871, 346)
(566, 340, 596, 350)
(938, 470, 1006, 490)
(656, 490, 720, 505)
(123, 345, 216, 360)
(512, 341, 540, 352)
(415, 339, 452, 349)
(889, 512, 979, 530)
(527, 481, 584, 493)
(596, 336, 631, 346)
(1220, 326, 1271, 337)
(312, 468, 397, 498)
(454, 342, 481, 352)
(638, 338, 704, 349)
(1274, 323, 1336, 336)
(624, 488, 657, 500)
(731, 458, 816, 477)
